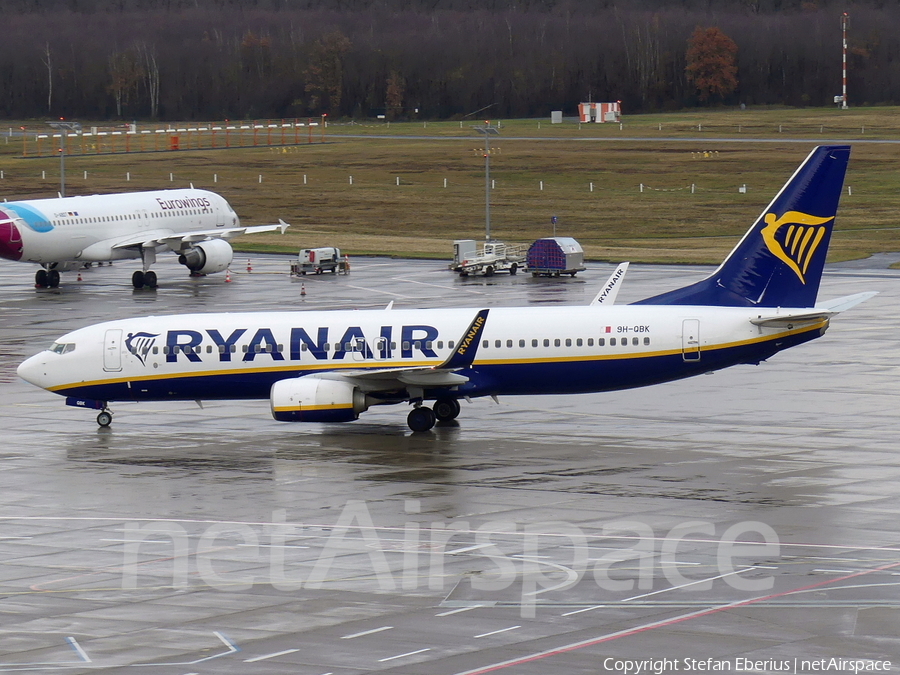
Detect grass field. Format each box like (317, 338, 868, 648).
(1, 107, 899, 265)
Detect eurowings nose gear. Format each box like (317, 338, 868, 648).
(0, 218, 23, 261)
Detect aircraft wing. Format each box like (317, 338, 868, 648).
(335, 309, 489, 390)
(750, 291, 877, 327)
(111, 220, 289, 251)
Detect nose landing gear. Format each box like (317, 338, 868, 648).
(96, 409, 113, 428)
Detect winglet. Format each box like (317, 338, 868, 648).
(591, 262, 629, 306)
(435, 309, 489, 370)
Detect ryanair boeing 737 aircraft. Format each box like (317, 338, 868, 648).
(17, 146, 874, 432)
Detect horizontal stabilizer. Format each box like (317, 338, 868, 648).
(750, 291, 877, 327)
(750, 310, 833, 327)
(591, 262, 629, 306)
(815, 291, 878, 314)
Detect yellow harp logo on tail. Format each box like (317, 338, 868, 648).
(761, 211, 834, 285)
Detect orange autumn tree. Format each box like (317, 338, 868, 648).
(685, 26, 738, 103)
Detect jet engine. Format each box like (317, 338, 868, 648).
(178, 239, 233, 274)
(270, 377, 370, 423)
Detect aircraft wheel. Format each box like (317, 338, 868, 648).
(407, 406, 436, 432)
(48, 270, 61, 288)
(510, 263, 518, 275)
(144, 270, 158, 288)
(35, 269, 48, 287)
(132, 270, 145, 289)
(96, 411, 112, 427)
(433, 397, 460, 421)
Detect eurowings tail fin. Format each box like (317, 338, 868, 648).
(635, 145, 850, 308)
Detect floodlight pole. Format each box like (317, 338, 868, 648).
(472, 122, 499, 242)
(47, 121, 81, 198)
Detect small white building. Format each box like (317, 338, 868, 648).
(578, 101, 621, 123)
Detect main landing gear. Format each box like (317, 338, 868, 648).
(407, 397, 462, 432)
(34, 269, 60, 288)
(132, 270, 158, 289)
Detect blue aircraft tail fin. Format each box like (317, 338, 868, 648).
(635, 145, 850, 308)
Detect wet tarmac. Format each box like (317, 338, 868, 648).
(1, 254, 899, 673)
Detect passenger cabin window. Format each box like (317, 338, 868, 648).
(543, 339, 549, 347)
(588, 338, 594, 346)
(532, 339, 538, 347)
(483, 340, 489, 348)
(644, 337, 650, 345)
(565, 338, 572, 347)
(554, 338, 561, 347)
(610, 338, 616, 346)
(519, 339, 525, 348)
(448, 341, 455, 349)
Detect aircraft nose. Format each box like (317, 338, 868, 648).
(0, 214, 24, 261)
(17, 353, 50, 390)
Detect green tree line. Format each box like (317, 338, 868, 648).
(1, 1, 896, 121)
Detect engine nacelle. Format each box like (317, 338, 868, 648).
(178, 239, 233, 274)
(271, 377, 369, 423)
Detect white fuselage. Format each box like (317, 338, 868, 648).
(0, 189, 239, 265)
(17, 305, 828, 405)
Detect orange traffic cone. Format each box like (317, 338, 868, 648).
(300, 284, 306, 297)
(246, 258, 252, 273)
(225, 269, 231, 282)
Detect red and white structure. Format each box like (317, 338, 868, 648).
(578, 101, 621, 123)
(841, 13, 848, 109)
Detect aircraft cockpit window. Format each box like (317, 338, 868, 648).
(50, 342, 75, 354)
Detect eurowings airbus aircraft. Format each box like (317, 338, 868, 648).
(17, 146, 875, 432)
(0, 188, 288, 288)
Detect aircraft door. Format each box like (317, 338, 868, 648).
(103, 329, 123, 372)
(373, 337, 387, 361)
(682, 319, 700, 362)
(351, 337, 367, 362)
